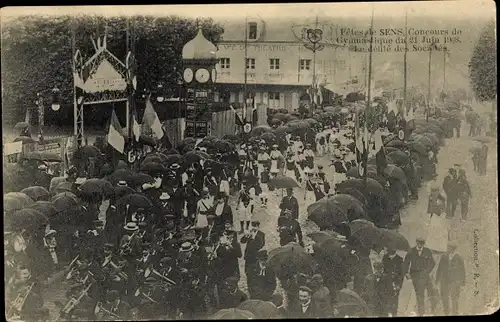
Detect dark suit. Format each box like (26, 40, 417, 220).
(362, 273, 393, 316)
(382, 253, 404, 315)
(279, 196, 299, 220)
(435, 253, 465, 315)
(277, 216, 303, 246)
(246, 263, 277, 301)
(240, 231, 265, 273)
(403, 247, 437, 315)
(288, 300, 322, 318)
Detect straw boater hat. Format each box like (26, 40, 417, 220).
(272, 144, 278, 148)
(159, 192, 171, 200)
(117, 181, 127, 187)
(75, 177, 87, 185)
(169, 163, 181, 170)
(45, 229, 57, 237)
(179, 242, 194, 252)
(38, 163, 48, 170)
(124, 222, 139, 231)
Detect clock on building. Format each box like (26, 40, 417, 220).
(195, 68, 210, 83)
(183, 68, 194, 83)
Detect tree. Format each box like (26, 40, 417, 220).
(469, 20, 496, 102)
(1, 15, 224, 126)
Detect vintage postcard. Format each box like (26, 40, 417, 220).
(2, 1, 498, 319)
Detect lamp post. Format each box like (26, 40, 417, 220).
(35, 92, 44, 142)
(304, 16, 324, 113)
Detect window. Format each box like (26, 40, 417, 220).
(269, 58, 280, 70)
(300, 59, 312, 71)
(246, 58, 256, 70)
(220, 58, 230, 69)
(248, 22, 258, 40)
(268, 92, 281, 109)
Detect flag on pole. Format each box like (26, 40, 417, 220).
(230, 104, 244, 127)
(142, 99, 164, 139)
(107, 110, 125, 154)
(387, 99, 399, 116)
(363, 125, 369, 151)
(132, 109, 141, 142)
(355, 110, 364, 154)
(406, 104, 415, 121)
(373, 128, 384, 153)
(252, 96, 258, 126)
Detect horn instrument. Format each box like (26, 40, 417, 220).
(58, 283, 93, 319)
(7, 282, 35, 319)
(134, 287, 159, 304)
(144, 267, 176, 285)
(94, 302, 122, 319)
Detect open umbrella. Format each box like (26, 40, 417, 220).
(130, 172, 154, 187)
(13, 136, 35, 144)
(114, 185, 136, 200)
(165, 154, 183, 167)
(251, 125, 272, 137)
(51, 181, 74, 195)
(309, 234, 360, 268)
(260, 132, 277, 145)
(7, 208, 48, 233)
(375, 228, 410, 252)
(273, 125, 289, 136)
(307, 199, 348, 230)
(140, 162, 165, 176)
(4, 192, 35, 213)
(473, 136, 491, 144)
(308, 231, 349, 246)
(384, 164, 407, 185)
(406, 141, 428, 156)
(387, 151, 410, 167)
(210, 308, 255, 320)
(107, 169, 135, 186)
(303, 118, 319, 127)
(268, 175, 299, 189)
(183, 151, 202, 165)
(222, 134, 241, 144)
(341, 188, 367, 206)
(71, 145, 101, 163)
(348, 219, 382, 250)
(238, 300, 279, 319)
(385, 139, 405, 149)
(29, 201, 59, 222)
(21, 186, 50, 202)
(346, 166, 377, 179)
(78, 178, 115, 202)
(22, 151, 63, 162)
(333, 289, 371, 317)
(163, 148, 180, 155)
(267, 243, 315, 278)
(176, 138, 197, 151)
(51, 192, 79, 212)
(141, 155, 162, 165)
(214, 139, 234, 153)
(117, 193, 153, 210)
(330, 194, 368, 221)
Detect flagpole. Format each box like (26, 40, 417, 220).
(363, 6, 375, 187)
(243, 16, 248, 123)
(126, 18, 132, 141)
(71, 17, 78, 148)
(403, 11, 408, 114)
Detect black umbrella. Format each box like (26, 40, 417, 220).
(267, 244, 315, 279)
(333, 289, 371, 317)
(385, 139, 405, 149)
(345, 92, 365, 102)
(117, 193, 153, 210)
(222, 134, 241, 144)
(114, 185, 136, 199)
(308, 199, 349, 230)
(8, 208, 48, 233)
(260, 132, 277, 145)
(140, 162, 165, 176)
(4, 192, 35, 213)
(348, 219, 382, 250)
(384, 164, 407, 185)
(330, 194, 368, 221)
(165, 154, 183, 166)
(107, 168, 135, 185)
(183, 151, 202, 165)
(51, 192, 79, 212)
(130, 172, 154, 187)
(29, 201, 59, 221)
(176, 138, 197, 152)
(387, 151, 410, 167)
(251, 125, 273, 137)
(78, 179, 115, 202)
(406, 141, 428, 156)
(375, 228, 410, 252)
(53, 181, 74, 195)
(21, 186, 50, 202)
(268, 175, 300, 189)
(71, 145, 100, 163)
(141, 155, 162, 165)
(341, 188, 367, 206)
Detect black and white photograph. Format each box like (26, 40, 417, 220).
(2, 1, 498, 319)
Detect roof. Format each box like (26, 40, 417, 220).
(182, 29, 217, 60)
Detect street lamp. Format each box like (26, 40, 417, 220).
(304, 25, 325, 113)
(51, 86, 61, 111)
(156, 83, 165, 102)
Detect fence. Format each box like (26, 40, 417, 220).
(210, 108, 241, 138)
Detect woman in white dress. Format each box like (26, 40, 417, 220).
(425, 194, 449, 253)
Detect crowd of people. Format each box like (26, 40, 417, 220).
(4, 98, 485, 320)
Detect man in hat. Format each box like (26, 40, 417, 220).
(382, 246, 404, 316)
(195, 187, 214, 230)
(257, 146, 271, 178)
(442, 168, 459, 218)
(240, 221, 266, 275)
(159, 182, 184, 231)
(214, 225, 242, 282)
(303, 143, 315, 171)
(303, 170, 319, 206)
(6, 263, 46, 320)
(361, 261, 393, 316)
(214, 194, 234, 227)
(269, 144, 283, 178)
(435, 241, 465, 315)
(309, 274, 335, 317)
(246, 249, 276, 301)
(277, 209, 304, 247)
(120, 222, 141, 257)
(202, 215, 222, 246)
(315, 130, 327, 157)
(403, 237, 437, 315)
(280, 188, 299, 220)
(218, 276, 248, 309)
(456, 169, 472, 221)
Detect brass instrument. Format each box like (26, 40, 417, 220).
(94, 302, 122, 319)
(144, 266, 176, 285)
(65, 255, 81, 280)
(7, 282, 35, 318)
(102, 257, 128, 281)
(120, 231, 139, 255)
(134, 287, 159, 304)
(59, 283, 93, 317)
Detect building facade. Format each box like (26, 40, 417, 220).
(213, 17, 365, 115)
